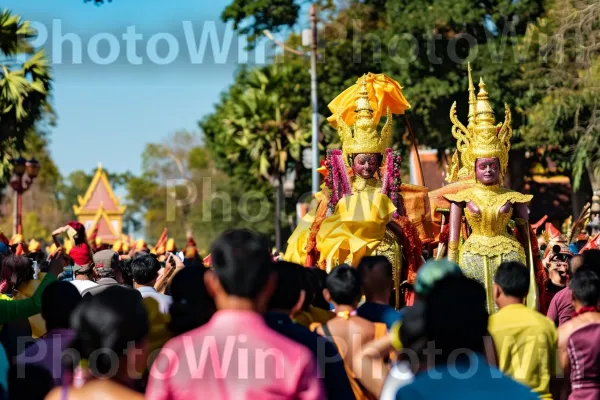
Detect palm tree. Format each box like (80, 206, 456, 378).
(0, 9, 52, 184)
(217, 64, 312, 249)
(222, 65, 310, 180)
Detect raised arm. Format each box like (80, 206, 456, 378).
(51, 225, 68, 247)
(0, 250, 64, 324)
(514, 203, 530, 245)
(447, 202, 463, 262)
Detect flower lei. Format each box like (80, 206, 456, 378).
(325, 149, 351, 215)
(381, 148, 404, 218)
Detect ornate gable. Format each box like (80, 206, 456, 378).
(74, 164, 125, 244)
(87, 206, 120, 243)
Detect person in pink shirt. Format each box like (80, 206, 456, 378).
(547, 255, 584, 327)
(146, 229, 325, 400)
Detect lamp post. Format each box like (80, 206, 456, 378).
(264, 3, 320, 195)
(9, 157, 41, 236)
(309, 3, 319, 195)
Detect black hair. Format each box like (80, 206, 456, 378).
(210, 229, 273, 299)
(268, 261, 305, 311)
(183, 257, 205, 269)
(494, 262, 530, 299)
(308, 267, 330, 310)
(399, 300, 426, 352)
(41, 281, 82, 330)
(425, 275, 488, 361)
(581, 249, 600, 273)
(358, 256, 393, 295)
(1, 254, 33, 293)
(325, 264, 361, 306)
(8, 363, 54, 400)
(119, 257, 134, 287)
(69, 286, 149, 377)
(168, 266, 215, 336)
(570, 266, 600, 307)
(131, 254, 161, 285)
(300, 268, 316, 311)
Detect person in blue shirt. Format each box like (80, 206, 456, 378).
(394, 275, 538, 400)
(356, 256, 402, 329)
(265, 261, 355, 400)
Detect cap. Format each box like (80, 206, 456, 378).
(93, 249, 118, 271)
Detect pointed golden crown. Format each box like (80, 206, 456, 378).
(448, 63, 512, 182)
(335, 75, 392, 161)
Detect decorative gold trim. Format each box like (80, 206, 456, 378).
(73, 164, 126, 216)
(85, 206, 121, 241)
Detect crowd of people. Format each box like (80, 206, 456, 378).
(0, 220, 598, 400)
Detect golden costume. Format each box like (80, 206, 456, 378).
(284, 74, 429, 307)
(443, 68, 542, 313)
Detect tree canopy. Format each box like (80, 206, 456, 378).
(0, 9, 52, 186)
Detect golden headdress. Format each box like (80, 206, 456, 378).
(448, 63, 512, 182)
(334, 75, 394, 161)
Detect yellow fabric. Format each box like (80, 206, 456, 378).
(13, 273, 47, 339)
(293, 306, 334, 329)
(327, 73, 411, 128)
(488, 304, 557, 399)
(283, 206, 317, 265)
(317, 190, 396, 271)
(142, 297, 172, 356)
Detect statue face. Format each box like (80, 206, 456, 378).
(352, 153, 380, 179)
(475, 157, 500, 185)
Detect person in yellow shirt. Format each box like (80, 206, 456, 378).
(488, 261, 558, 399)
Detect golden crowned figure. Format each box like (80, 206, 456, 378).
(284, 73, 431, 307)
(442, 66, 546, 313)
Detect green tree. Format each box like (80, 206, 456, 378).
(0, 9, 52, 185)
(519, 1, 600, 191)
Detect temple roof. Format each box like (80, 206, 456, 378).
(87, 206, 121, 243)
(73, 163, 126, 216)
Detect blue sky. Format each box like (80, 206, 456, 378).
(4, 0, 280, 177)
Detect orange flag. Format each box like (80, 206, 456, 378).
(15, 243, 25, 256)
(580, 233, 600, 253)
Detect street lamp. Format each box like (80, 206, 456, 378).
(264, 3, 320, 195)
(10, 157, 41, 236)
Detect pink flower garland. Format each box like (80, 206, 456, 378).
(326, 149, 352, 214)
(380, 148, 403, 218)
(381, 148, 393, 196)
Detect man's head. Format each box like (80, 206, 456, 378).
(581, 249, 600, 273)
(569, 255, 585, 277)
(425, 275, 488, 361)
(493, 262, 530, 307)
(570, 267, 600, 309)
(324, 264, 361, 307)
(358, 256, 392, 303)
(415, 259, 463, 298)
(267, 261, 305, 314)
(131, 254, 161, 287)
(205, 229, 274, 312)
(41, 281, 82, 330)
(93, 250, 122, 283)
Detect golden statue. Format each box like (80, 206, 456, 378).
(284, 73, 430, 307)
(443, 67, 545, 313)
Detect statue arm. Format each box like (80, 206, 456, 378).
(448, 202, 463, 262)
(514, 203, 530, 246)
